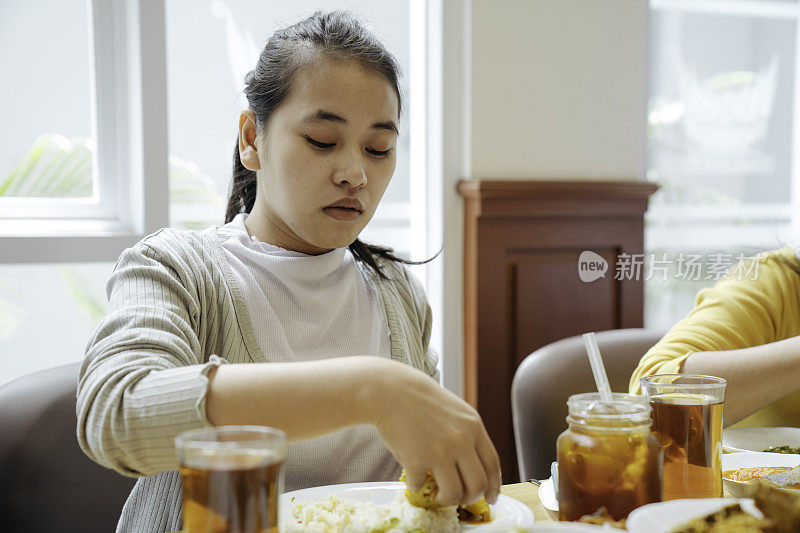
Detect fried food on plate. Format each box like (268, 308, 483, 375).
(667, 480, 800, 532)
(399, 469, 492, 523)
(667, 503, 766, 532)
(457, 498, 491, 523)
(748, 480, 800, 533)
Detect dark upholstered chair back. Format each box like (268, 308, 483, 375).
(511, 328, 665, 481)
(0, 363, 135, 533)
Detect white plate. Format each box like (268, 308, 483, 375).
(538, 478, 558, 513)
(723, 427, 800, 453)
(279, 481, 536, 531)
(626, 498, 762, 533)
(721, 451, 800, 497)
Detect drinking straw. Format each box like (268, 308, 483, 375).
(583, 332, 613, 402)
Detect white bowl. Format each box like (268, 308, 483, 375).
(721, 451, 800, 497)
(723, 427, 800, 453)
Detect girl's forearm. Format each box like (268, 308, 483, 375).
(681, 335, 800, 425)
(205, 356, 394, 442)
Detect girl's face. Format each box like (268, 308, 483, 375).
(244, 58, 399, 254)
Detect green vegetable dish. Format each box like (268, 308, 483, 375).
(762, 445, 800, 454)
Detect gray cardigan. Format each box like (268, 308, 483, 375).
(76, 225, 438, 532)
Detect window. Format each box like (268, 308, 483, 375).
(645, 0, 800, 329)
(0, 1, 95, 206)
(0, 0, 168, 263)
(0, 0, 443, 386)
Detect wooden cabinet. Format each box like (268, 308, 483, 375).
(458, 179, 658, 482)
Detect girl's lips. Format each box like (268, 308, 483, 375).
(323, 206, 361, 221)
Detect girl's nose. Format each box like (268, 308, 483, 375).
(333, 149, 367, 188)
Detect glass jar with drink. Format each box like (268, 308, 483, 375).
(557, 393, 663, 522)
(640, 374, 726, 501)
(175, 425, 286, 533)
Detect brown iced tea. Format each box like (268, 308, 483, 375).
(176, 426, 286, 533)
(181, 453, 282, 533)
(649, 393, 724, 500)
(557, 393, 663, 522)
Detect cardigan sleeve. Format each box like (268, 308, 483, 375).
(629, 246, 800, 394)
(76, 237, 227, 477)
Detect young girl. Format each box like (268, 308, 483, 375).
(629, 245, 800, 428)
(77, 11, 500, 532)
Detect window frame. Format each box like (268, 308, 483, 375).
(0, 0, 168, 264)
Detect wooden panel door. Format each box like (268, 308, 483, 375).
(513, 249, 619, 364)
(458, 180, 658, 482)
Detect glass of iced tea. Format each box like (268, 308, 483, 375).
(640, 374, 726, 500)
(175, 425, 286, 533)
(557, 393, 663, 522)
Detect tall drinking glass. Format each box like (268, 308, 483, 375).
(640, 374, 726, 500)
(175, 425, 286, 533)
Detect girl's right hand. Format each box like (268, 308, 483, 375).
(371, 360, 502, 507)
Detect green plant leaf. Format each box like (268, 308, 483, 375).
(0, 134, 93, 197)
(1, 134, 224, 206)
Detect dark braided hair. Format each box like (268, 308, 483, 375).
(226, 11, 431, 278)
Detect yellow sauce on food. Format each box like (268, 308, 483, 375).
(722, 467, 800, 489)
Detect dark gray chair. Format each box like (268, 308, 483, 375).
(511, 328, 665, 481)
(0, 362, 135, 533)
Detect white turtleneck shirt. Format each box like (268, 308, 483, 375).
(220, 213, 397, 490)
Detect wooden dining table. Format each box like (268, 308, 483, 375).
(500, 481, 555, 521)
(499, 481, 735, 524)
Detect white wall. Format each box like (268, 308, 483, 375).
(468, 0, 648, 180)
(439, 0, 648, 396)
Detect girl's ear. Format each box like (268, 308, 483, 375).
(239, 110, 261, 171)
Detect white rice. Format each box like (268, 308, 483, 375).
(282, 493, 460, 532)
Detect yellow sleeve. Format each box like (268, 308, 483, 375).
(629, 246, 800, 394)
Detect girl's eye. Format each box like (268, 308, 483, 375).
(366, 148, 391, 157)
(306, 136, 336, 149)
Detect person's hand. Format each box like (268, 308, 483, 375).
(372, 361, 501, 507)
